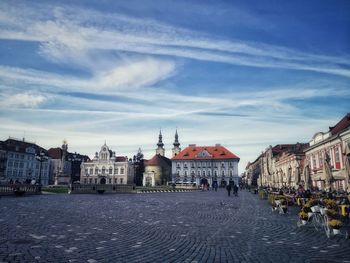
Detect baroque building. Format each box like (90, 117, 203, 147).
(0, 137, 50, 185)
(305, 113, 350, 191)
(143, 131, 175, 186)
(258, 143, 308, 189)
(80, 143, 132, 185)
(171, 144, 240, 186)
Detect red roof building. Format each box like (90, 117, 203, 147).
(171, 144, 240, 187)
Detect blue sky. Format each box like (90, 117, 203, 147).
(0, 0, 349, 172)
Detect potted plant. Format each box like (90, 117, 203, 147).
(328, 219, 341, 235)
(326, 209, 338, 219)
(299, 211, 308, 225)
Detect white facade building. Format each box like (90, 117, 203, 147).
(171, 144, 240, 186)
(80, 143, 132, 184)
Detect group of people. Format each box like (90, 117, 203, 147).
(226, 183, 239, 197)
(7, 178, 37, 185)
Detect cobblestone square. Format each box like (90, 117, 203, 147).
(0, 191, 349, 263)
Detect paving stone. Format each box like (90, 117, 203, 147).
(0, 191, 349, 262)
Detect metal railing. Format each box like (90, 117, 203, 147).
(0, 184, 41, 196)
(68, 184, 134, 194)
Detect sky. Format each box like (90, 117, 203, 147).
(0, 0, 349, 173)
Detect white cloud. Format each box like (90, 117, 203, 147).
(95, 58, 176, 89)
(0, 2, 349, 77)
(0, 92, 46, 108)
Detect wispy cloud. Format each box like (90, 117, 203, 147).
(0, 2, 349, 77)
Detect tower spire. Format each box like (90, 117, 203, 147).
(172, 129, 181, 157)
(173, 129, 180, 147)
(156, 129, 165, 156)
(157, 129, 164, 147)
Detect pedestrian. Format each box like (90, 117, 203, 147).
(226, 184, 232, 196)
(233, 184, 238, 196)
(213, 182, 218, 192)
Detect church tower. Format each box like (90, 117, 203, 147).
(156, 130, 165, 156)
(172, 129, 181, 157)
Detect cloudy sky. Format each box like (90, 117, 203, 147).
(0, 0, 349, 172)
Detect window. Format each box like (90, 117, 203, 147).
(177, 163, 180, 169)
(120, 178, 124, 184)
(109, 167, 113, 174)
(312, 156, 316, 169)
(109, 178, 112, 184)
(202, 171, 205, 176)
(114, 178, 117, 184)
(335, 147, 340, 162)
(84, 178, 87, 184)
(85, 169, 89, 175)
(184, 171, 187, 176)
(208, 171, 211, 176)
(115, 168, 118, 174)
(120, 168, 124, 174)
(222, 171, 225, 176)
(221, 162, 225, 168)
(197, 170, 200, 176)
(184, 163, 188, 169)
(214, 170, 217, 176)
(191, 163, 195, 168)
(102, 167, 106, 174)
(230, 170, 233, 176)
(203, 162, 206, 168)
(94, 178, 97, 184)
(90, 168, 93, 174)
(89, 178, 92, 184)
(95, 167, 98, 174)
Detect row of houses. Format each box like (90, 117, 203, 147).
(244, 113, 350, 192)
(0, 138, 89, 185)
(0, 131, 241, 187)
(80, 130, 241, 187)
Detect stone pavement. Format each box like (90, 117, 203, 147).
(0, 190, 349, 263)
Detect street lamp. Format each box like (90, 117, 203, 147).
(36, 151, 48, 189)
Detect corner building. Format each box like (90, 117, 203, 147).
(80, 143, 132, 185)
(171, 144, 240, 186)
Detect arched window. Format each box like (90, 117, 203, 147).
(208, 170, 211, 176)
(102, 167, 106, 174)
(214, 170, 217, 176)
(202, 171, 206, 176)
(197, 170, 200, 176)
(109, 167, 113, 174)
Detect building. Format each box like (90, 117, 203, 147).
(142, 131, 176, 186)
(0, 137, 50, 185)
(305, 113, 350, 191)
(171, 144, 240, 186)
(48, 141, 90, 185)
(258, 143, 308, 189)
(80, 143, 132, 184)
(143, 154, 172, 186)
(0, 141, 6, 181)
(244, 155, 262, 187)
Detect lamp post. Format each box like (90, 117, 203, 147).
(36, 151, 48, 190)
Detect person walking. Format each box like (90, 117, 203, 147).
(233, 184, 238, 197)
(226, 184, 232, 196)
